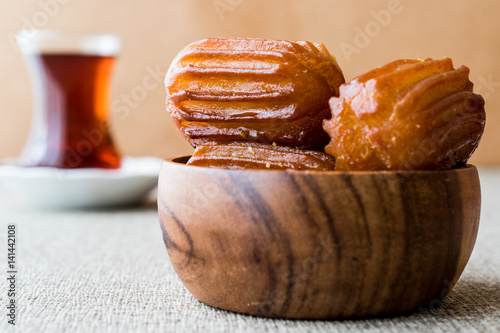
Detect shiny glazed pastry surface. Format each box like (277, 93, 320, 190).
(323, 58, 486, 171)
(166, 38, 345, 150)
(187, 142, 336, 171)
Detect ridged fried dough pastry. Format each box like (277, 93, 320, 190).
(166, 38, 345, 150)
(187, 142, 336, 171)
(323, 58, 486, 171)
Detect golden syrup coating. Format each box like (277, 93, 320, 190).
(166, 38, 345, 150)
(323, 58, 486, 171)
(187, 142, 336, 171)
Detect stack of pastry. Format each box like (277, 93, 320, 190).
(165, 38, 486, 171)
(165, 38, 345, 170)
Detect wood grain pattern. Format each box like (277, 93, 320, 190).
(158, 156, 481, 319)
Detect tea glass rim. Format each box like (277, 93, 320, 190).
(15, 29, 122, 56)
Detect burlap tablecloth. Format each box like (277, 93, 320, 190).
(0, 169, 499, 332)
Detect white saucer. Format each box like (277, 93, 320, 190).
(0, 156, 162, 209)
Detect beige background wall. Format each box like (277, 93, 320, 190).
(1, 0, 499, 164)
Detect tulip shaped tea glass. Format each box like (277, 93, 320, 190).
(16, 30, 122, 168)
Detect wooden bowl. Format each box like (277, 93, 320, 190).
(158, 156, 481, 319)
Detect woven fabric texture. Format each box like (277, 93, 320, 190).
(0, 169, 499, 333)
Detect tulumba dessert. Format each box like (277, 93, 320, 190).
(165, 39, 486, 172)
(165, 38, 345, 151)
(322, 58, 486, 171)
(187, 142, 335, 170)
